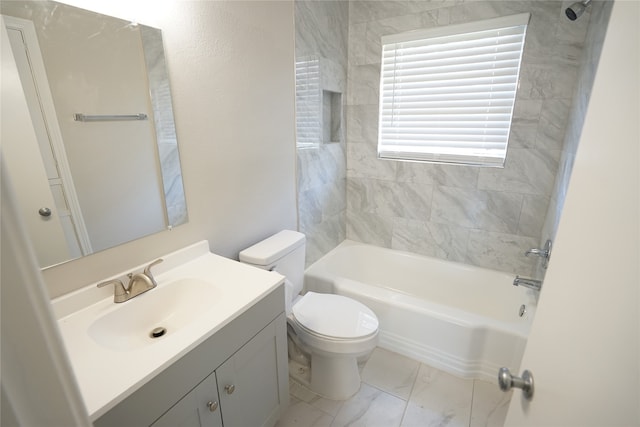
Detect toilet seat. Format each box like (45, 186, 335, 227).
(292, 292, 379, 339)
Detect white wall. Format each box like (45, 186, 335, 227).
(41, 1, 297, 297)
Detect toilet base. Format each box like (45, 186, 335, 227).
(310, 352, 361, 400)
(287, 332, 365, 400)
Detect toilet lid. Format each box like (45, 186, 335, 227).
(292, 292, 378, 339)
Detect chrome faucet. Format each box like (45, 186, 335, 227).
(525, 248, 548, 257)
(97, 258, 163, 303)
(525, 239, 552, 268)
(513, 275, 542, 291)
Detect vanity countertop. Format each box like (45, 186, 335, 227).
(52, 241, 284, 421)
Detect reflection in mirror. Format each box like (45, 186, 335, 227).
(1, 1, 187, 269)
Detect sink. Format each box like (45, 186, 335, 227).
(88, 278, 219, 351)
(52, 240, 285, 418)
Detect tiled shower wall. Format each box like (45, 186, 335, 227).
(345, 1, 593, 276)
(295, 1, 349, 266)
(537, 1, 613, 276)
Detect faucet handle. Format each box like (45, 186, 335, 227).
(525, 248, 548, 257)
(97, 279, 128, 303)
(144, 258, 164, 287)
(524, 239, 552, 269)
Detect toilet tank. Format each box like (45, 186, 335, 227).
(239, 230, 306, 295)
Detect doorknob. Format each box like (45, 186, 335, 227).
(498, 367, 534, 400)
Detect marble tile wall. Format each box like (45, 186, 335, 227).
(537, 0, 613, 278)
(295, 0, 349, 266)
(346, 0, 595, 276)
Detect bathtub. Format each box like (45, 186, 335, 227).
(303, 240, 537, 383)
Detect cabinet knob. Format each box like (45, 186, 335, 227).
(207, 401, 219, 412)
(224, 384, 235, 395)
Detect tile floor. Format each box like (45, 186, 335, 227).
(275, 347, 512, 427)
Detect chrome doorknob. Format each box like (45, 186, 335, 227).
(498, 367, 534, 400)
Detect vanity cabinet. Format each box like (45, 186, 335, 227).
(151, 370, 223, 427)
(214, 318, 284, 427)
(95, 286, 288, 427)
(152, 316, 284, 427)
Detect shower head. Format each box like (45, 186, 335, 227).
(565, 0, 592, 21)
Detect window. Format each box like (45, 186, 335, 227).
(295, 56, 321, 149)
(378, 14, 530, 167)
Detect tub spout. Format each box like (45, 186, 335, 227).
(513, 275, 542, 291)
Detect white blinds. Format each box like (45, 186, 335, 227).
(295, 57, 321, 149)
(378, 14, 530, 167)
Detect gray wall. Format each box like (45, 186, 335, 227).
(345, 1, 595, 276)
(295, 0, 350, 266)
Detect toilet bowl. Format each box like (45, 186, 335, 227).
(239, 230, 379, 400)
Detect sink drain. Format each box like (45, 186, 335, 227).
(150, 327, 167, 338)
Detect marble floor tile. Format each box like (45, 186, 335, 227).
(290, 379, 344, 417)
(361, 347, 420, 400)
(275, 397, 334, 427)
(400, 364, 473, 427)
(276, 348, 511, 427)
(331, 383, 407, 427)
(470, 380, 512, 427)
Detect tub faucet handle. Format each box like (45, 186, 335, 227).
(525, 248, 547, 257)
(524, 239, 552, 268)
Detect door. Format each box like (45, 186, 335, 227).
(504, 2, 639, 425)
(1, 20, 72, 267)
(3, 15, 92, 261)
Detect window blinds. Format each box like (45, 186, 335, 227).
(378, 14, 530, 166)
(295, 57, 321, 149)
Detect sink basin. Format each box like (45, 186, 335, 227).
(52, 241, 285, 419)
(88, 278, 219, 351)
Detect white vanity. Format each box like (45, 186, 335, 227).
(52, 241, 288, 427)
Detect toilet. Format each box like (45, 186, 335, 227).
(239, 230, 379, 400)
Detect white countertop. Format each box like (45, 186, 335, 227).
(52, 241, 284, 421)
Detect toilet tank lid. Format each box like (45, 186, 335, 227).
(239, 230, 305, 266)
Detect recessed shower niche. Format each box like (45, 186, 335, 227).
(295, 55, 345, 149)
(322, 90, 342, 144)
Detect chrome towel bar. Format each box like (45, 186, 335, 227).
(73, 113, 148, 122)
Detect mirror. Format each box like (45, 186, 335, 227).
(1, 1, 187, 269)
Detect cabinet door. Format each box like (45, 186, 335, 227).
(216, 314, 288, 427)
(152, 371, 223, 427)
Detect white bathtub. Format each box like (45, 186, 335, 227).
(304, 240, 537, 383)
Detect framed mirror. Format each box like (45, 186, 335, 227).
(1, 1, 187, 269)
